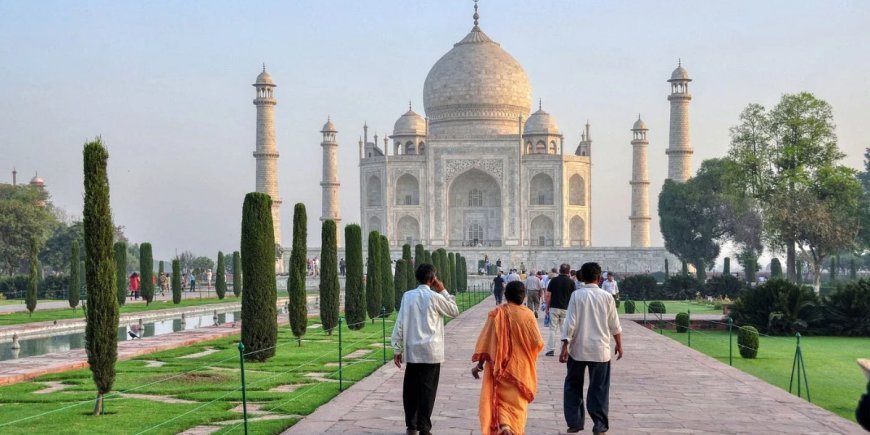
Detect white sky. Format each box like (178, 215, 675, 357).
(1, 0, 868, 263)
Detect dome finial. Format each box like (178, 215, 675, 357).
(678, 58, 681, 68)
(262, 62, 266, 73)
(409, 100, 412, 111)
(473, 0, 480, 27)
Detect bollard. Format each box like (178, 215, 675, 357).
(381, 306, 387, 364)
(728, 317, 733, 366)
(338, 317, 344, 392)
(237, 342, 249, 435)
(687, 309, 691, 348)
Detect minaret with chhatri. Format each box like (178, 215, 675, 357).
(666, 60, 693, 182)
(320, 117, 341, 245)
(630, 115, 650, 247)
(252, 65, 284, 272)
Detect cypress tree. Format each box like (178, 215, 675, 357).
(380, 235, 394, 315)
(69, 240, 81, 310)
(215, 252, 227, 299)
(171, 259, 182, 304)
(79, 259, 86, 296)
(232, 251, 242, 296)
(424, 250, 432, 266)
(401, 244, 412, 292)
(455, 254, 464, 292)
(437, 249, 448, 283)
(83, 138, 118, 415)
(448, 252, 456, 291)
(770, 258, 783, 279)
(366, 231, 382, 322)
(394, 259, 407, 309)
(287, 203, 308, 344)
(414, 244, 424, 269)
(240, 192, 278, 361)
(402, 243, 412, 265)
(113, 241, 127, 306)
(139, 243, 154, 305)
(344, 224, 365, 330)
(723, 257, 731, 275)
(407, 246, 417, 292)
(27, 238, 38, 316)
(319, 219, 339, 335)
(664, 258, 669, 277)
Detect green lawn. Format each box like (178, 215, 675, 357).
(618, 300, 722, 315)
(0, 290, 489, 434)
(662, 329, 867, 421)
(0, 299, 54, 306)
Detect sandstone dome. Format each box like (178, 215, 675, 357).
(423, 25, 532, 137)
(393, 109, 426, 136)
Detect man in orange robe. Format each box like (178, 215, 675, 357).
(472, 281, 544, 434)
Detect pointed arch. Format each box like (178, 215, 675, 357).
(530, 173, 554, 205)
(569, 174, 585, 206)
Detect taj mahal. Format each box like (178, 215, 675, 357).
(257, 3, 688, 273)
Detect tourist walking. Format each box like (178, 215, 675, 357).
(544, 264, 574, 356)
(339, 258, 346, 276)
(391, 263, 460, 435)
(205, 268, 213, 290)
(188, 271, 196, 292)
(471, 281, 544, 435)
(158, 272, 168, 296)
(560, 262, 623, 434)
(505, 269, 521, 283)
(491, 271, 505, 305)
(601, 273, 619, 300)
(524, 270, 542, 318)
(128, 272, 140, 300)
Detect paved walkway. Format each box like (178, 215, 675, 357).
(284, 296, 863, 435)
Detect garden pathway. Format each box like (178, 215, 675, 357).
(283, 296, 863, 434)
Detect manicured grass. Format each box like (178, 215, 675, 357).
(618, 300, 721, 315)
(0, 299, 54, 306)
(662, 329, 867, 421)
(0, 290, 489, 434)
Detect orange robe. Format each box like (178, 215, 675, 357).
(472, 303, 544, 435)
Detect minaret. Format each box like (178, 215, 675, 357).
(666, 60, 693, 182)
(630, 115, 651, 248)
(320, 117, 341, 245)
(252, 65, 283, 272)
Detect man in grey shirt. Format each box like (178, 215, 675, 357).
(524, 270, 543, 317)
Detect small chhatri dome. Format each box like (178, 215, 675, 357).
(524, 107, 560, 135)
(669, 61, 691, 82)
(632, 115, 648, 130)
(29, 173, 44, 186)
(393, 108, 427, 135)
(321, 117, 337, 133)
(255, 64, 275, 86)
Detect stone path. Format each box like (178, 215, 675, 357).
(283, 296, 863, 435)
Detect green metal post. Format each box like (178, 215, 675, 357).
(338, 317, 344, 392)
(643, 300, 647, 326)
(237, 342, 249, 435)
(687, 309, 691, 348)
(381, 306, 387, 364)
(728, 317, 733, 366)
(789, 332, 812, 402)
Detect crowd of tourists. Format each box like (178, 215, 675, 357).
(391, 260, 622, 435)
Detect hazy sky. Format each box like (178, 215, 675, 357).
(2, 0, 869, 262)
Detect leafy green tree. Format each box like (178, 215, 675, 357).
(240, 192, 278, 361)
(82, 138, 119, 415)
(620, 274, 659, 300)
(770, 258, 783, 279)
(69, 240, 80, 310)
(40, 221, 83, 275)
(366, 231, 382, 322)
(730, 279, 821, 335)
(394, 259, 407, 309)
(380, 235, 394, 315)
(27, 239, 38, 315)
(729, 93, 851, 281)
(319, 220, 339, 335)
(171, 259, 182, 304)
(288, 203, 308, 344)
(344, 225, 365, 330)
(823, 280, 870, 336)
(139, 243, 154, 305)
(0, 184, 58, 276)
(739, 250, 758, 283)
(232, 251, 242, 296)
(215, 252, 226, 299)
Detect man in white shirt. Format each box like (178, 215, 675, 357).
(505, 268, 521, 283)
(392, 263, 460, 435)
(560, 262, 623, 434)
(601, 273, 618, 297)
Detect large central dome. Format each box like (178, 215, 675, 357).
(423, 25, 532, 137)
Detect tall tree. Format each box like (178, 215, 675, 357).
(0, 183, 57, 276)
(344, 224, 366, 330)
(366, 231, 382, 322)
(424, 250, 432, 266)
(380, 235, 394, 315)
(82, 138, 118, 415)
(414, 244, 424, 269)
(402, 243, 413, 291)
(448, 252, 457, 291)
(394, 259, 407, 309)
(287, 203, 308, 343)
(232, 251, 242, 296)
(723, 257, 730, 276)
(319, 219, 339, 335)
(40, 221, 84, 275)
(69, 239, 80, 310)
(157, 260, 165, 297)
(240, 192, 278, 361)
(27, 238, 38, 315)
(139, 243, 154, 305)
(171, 259, 182, 304)
(729, 93, 846, 281)
(215, 252, 226, 299)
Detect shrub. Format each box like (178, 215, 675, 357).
(675, 312, 689, 333)
(704, 274, 744, 299)
(729, 279, 821, 335)
(822, 279, 870, 336)
(344, 225, 366, 330)
(737, 325, 760, 358)
(240, 192, 278, 361)
(319, 220, 339, 335)
(621, 274, 659, 300)
(288, 203, 307, 343)
(113, 241, 127, 306)
(770, 258, 783, 279)
(82, 138, 119, 415)
(624, 300, 636, 314)
(648, 301, 666, 314)
(663, 274, 698, 300)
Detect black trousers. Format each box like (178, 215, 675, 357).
(403, 363, 441, 432)
(564, 357, 611, 433)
